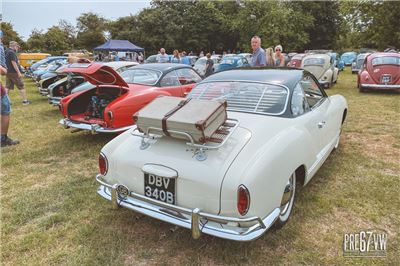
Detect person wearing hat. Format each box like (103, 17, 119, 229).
(0, 30, 20, 147)
(274, 45, 285, 67)
(5, 40, 30, 105)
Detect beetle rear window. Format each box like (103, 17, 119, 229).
(371, 57, 400, 66)
(188, 81, 289, 115)
(304, 58, 325, 66)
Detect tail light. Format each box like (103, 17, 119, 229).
(99, 152, 108, 175)
(237, 185, 250, 216)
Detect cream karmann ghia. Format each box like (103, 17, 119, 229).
(96, 68, 348, 241)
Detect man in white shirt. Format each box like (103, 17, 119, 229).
(156, 48, 169, 63)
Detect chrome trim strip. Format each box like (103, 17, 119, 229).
(96, 174, 280, 241)
(360, 84, 400, 89)
(59, 118, 135, 133)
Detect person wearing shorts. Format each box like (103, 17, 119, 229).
(1, 32, 19, 147)
(5, 41, 30, 105)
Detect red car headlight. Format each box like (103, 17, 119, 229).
(237, 185, 250, 216)
(99, 152, 108, 175)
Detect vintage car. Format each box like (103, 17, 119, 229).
(238, 53, 252, 61)
(301, 54, 338, 88)
(48, 61, 138, 105)
(144, 55, 158, 63)
(287, 53, 306, 68)
(193, 56, 222, 76)
(59, 63, 202, 133)
(329, 52, 345, 71)
(357, 52, 400, 92)
(26, 56, 67, 77)
(214, 56, 250, 72)
(340, 52, 357, 66)
(95, 68, 348, 241)
(351, 53, 370, 74)
(18, 53, 51, 69)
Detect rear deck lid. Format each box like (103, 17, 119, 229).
(61, 63, 129, 88)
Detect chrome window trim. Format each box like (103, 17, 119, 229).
(190, 80, 290, 116)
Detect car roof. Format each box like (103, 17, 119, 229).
(368, 52, 400, 59)
(103, 61, 138, 68)
(200, 68, 304, 89)
(303, 53, 330, 60)
(134, 63, 192, 71)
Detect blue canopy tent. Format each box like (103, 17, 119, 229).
(93, 40, 144, 52)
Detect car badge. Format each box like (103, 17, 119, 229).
(373, 68, 380, 73)
(116, 184, 129, 199)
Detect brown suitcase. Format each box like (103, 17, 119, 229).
(134, 96, 227, 143)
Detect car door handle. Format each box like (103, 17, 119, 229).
(317, 121, 326, 129)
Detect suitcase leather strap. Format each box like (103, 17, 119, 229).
(162, 99, 191, 136)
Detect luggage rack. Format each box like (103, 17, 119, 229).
(131, 118, 240, 161)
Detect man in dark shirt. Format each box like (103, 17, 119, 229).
(1, 32, 19, 147)
(205, 53, 214, 77)
(5, 41, 30, 105)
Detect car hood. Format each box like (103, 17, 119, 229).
(61, 63, 129, 88)
(303, 65, 325, 79)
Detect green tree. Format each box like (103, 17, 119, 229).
(0, 22, 25, 48)
(339, 0, 400, 50)
(76, 12, 107, 50)
(26, 29, 46, 52)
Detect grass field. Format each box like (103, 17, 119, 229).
(1, 68, 399, 265)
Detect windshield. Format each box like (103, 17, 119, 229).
(371, 56, 400, 66)
(304, 58, 325, 66)
(188, 81, 289, 115)
(121, 68, 162, 85)
(220, 58, 237, 65)
(195, 58, 207, 66)
(32, 58, 50, 67)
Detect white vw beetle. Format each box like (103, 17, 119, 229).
(96, 69, 347, 241)
(301, 53, 339, 89)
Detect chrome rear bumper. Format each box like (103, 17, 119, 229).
(96, 174, 280, 241)
(59, 118, 134, 134)
(360, 84, 400, 89)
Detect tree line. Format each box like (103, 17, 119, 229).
(2, 0, 399, 55)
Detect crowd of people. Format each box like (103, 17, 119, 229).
(152, 36, 285, 68)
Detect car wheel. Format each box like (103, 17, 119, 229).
(274, 172, 296, 228)
(359, 86, 365, 93)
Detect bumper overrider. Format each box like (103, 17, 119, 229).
(59, 118, 134, 134)
(48, 96, 62, 106)
(96, 174, 281, 241)
(319, 80, 330, 88)
(360, 84, 400, 90)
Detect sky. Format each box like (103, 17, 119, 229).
(2, 0, 151, 40)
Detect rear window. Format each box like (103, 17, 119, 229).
(304, 58, 325, 66)
(371, 57, 400, 66)
(121, 69, 162, 85)
(188, 81, 289, 115)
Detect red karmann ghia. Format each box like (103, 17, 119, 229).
(59, 63, 202, 133)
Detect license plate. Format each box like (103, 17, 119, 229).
(381, 75, 391, 83)
(144, 173, 175, 204)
